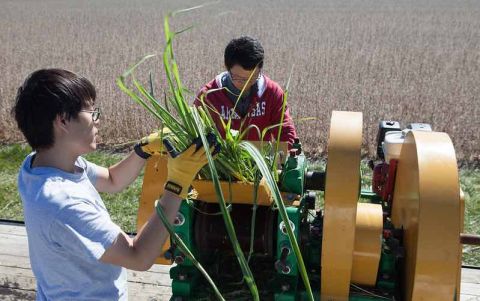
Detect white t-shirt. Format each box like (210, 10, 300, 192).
(18, 153, 127, 300)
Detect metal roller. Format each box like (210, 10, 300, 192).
(194, 202, 276, 255)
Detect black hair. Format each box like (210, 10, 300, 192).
(12, 68, 96, 150)
(224, 36, 264, 70)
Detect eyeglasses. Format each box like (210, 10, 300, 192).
(229, 71, 262, 84)
(80, 107, 101, 122)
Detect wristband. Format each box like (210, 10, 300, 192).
(164, 181, 183, 196)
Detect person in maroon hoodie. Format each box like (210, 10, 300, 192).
(194, 36, 297, 147)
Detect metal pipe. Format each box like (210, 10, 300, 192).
(304, 171, 325, 191)
(460, 233, 480, 246)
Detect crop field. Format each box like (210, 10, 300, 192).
(0, 0, 479, 163)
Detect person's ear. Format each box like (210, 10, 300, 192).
(54, 114, 69, 133)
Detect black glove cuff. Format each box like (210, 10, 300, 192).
(134, 144, 150, 159)
(164, 181, 183, 196)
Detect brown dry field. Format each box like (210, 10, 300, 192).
(1, 0, 479, 162)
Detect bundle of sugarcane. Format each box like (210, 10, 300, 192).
(116, 7, 313, 301)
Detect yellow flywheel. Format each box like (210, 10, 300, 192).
(390, 130, 461, 301)
(321, 111, 363, 300)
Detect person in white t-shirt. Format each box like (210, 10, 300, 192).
(13, 68, 217, 300)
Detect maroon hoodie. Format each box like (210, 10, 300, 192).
(194, 72, 297, 146)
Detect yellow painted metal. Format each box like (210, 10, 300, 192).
(390, 131, 461, 301)
(351, 203, 383, 286)
(137, 155, 172, 265)
(321, 111, 363, 300)
(192, 178, 273, 205)
(457, 189, 465, 301)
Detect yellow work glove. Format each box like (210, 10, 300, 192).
(134, 128, 171, 159)
(163, 134, 220, 199)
